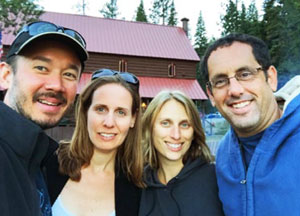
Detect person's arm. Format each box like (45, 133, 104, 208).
(43, 139, 69, 205)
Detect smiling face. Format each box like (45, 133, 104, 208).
(152, 99, 194, 165)
(207, 42, 280, 137)
(87, 83, 136, 153)
(2, 39, 81, 129)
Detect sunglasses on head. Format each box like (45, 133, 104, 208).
(91, 69, 139, 87)
(18, 21, 86, 48)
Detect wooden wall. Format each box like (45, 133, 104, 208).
(85, 52, 198, 79)
(2, 46, 198, 79)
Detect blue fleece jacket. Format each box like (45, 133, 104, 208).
(216, 93, 300, 216)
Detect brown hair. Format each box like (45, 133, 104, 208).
(142, 90, 213, 169)
(58, 75, 144, 187)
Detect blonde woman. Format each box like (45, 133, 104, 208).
(139, 90, 224, 216)
(52, 69, 144, 216)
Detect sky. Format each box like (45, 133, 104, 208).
(37, 0, 264, 43)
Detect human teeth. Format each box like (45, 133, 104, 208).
(100, 133, 114, 137)
(168, 143, 181, 148)
(38, 99, 58, 106)
(232, 101, 250, 109)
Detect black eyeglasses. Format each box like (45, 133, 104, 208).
(91, 69, 139, 88)
(18, 21, 86, 48)
(207, 67, 263, 91)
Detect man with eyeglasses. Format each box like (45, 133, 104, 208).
(0, 21, 88, 215)
(201, 33, 300, 216)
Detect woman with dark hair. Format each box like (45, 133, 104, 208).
(139, 90, 224, 216)
(52, 69, 144, 216)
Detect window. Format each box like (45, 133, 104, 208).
(168, 63, 176, 77)
(119, 59, 128, 72)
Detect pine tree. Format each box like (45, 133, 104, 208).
(261, 0, 283, 67)
(75, 0, 88, 15)
(194, 12, 209, 95)
(194, 11, 208, 57)
(276, 0, 300, 78)
(100, 0, 119, 19)
(221, 0, 239, 35)
(0, 0, 43, 35)
(135, 0, 148, 22)
(238, 3, 247, 33)
(149, 0, 160, 24)
(260, 0, 300, 85)
(221, 0, 261, 36)
(149, 0, 171, 25)
(246, 0, 261, 36)
(167, 0, 177, 26)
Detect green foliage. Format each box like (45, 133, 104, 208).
(194, 11, 208, 57)
(74, 0, 88, 15)
(135, 0, 148, 22)
(274, 0, 300, 79)
(221, 0, 239, 35)
(238, 3, 247, 32)
(100, 0, 119, 19)
(0, 0, 43, 35)
(246, 0, 260, 36)
(149, 0, 160, 24)
(261, 0, 283, 66)
(167, 0, 177, 26)
(194, 12, 210, 112)
(149, 0, 171, 25)
(221, 0, 261, 36)
(219, 0, 300, 86)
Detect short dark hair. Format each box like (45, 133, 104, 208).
(6, 56, 18, 74)
(200, 33, 272, 83)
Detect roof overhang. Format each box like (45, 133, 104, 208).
(77, 73, 207, 100)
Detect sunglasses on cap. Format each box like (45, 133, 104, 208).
(18, 21, 86, 48)
(91, 69, 139, 88)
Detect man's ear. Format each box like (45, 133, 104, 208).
(0, 62, 13, 90)
(206, 85, 216, 107)
(266, 65, 278, 92)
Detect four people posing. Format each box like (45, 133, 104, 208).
(1, 20, 298, 216)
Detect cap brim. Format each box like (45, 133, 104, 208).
(14, 32, 88, 62)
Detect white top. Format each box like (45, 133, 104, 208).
(52, 196, 116, 216)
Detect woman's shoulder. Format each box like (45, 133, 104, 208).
(52, 196, 74, 216)
(181, 159, 217, 184)
(115, 169, 142, 216)
(184, 158, 216, 174)
(115, 168, 142, 192)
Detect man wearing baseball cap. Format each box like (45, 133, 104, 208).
(0, 21, 88, 216)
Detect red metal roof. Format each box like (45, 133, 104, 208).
(78, 73, 207, 100)
(139, 76, 207, 100)
(2, 11, 199, 61)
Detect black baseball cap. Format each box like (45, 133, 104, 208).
(6, 21, 88, 64)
